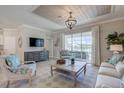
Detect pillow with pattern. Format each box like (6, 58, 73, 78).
(120, 75, 124, 88)
(108, 54, 124, 65)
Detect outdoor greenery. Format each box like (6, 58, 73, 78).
(106, 32, 124, 49)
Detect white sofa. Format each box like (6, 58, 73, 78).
(95, 62, 123, 88)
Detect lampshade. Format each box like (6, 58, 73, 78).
(110, 45, 123, 52)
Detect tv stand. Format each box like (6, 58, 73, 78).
(24, 50, 49, 62)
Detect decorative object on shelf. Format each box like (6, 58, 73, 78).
(106, 32, 124, 49)
(110, 44, 123, 54)
(56, 58, 65, 65)
(71, 58, 75, 64)
(65, 12, 77, 30)
(18, 36, 23, 48)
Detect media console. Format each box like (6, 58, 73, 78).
(24, 50, 49, 62)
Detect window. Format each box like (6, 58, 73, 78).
(64, 35, 72, 51)
(72, 33, 81, 51)
(82, 32, 92, 61)
(64, 32, 92, 62)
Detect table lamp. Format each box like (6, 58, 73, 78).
(110, 44, 123, 54)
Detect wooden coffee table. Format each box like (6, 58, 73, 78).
(50, 60, 87, 87)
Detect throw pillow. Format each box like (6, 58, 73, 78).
(120, 75, 124, 88)
(123, 57, 124, 63)
(5, 54, 20, 72)
(5, 57, 12, 67)
(115, 62, 124, 76)
(108, 54, 124, 65)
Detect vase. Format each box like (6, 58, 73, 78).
(71, 58, 75, 64)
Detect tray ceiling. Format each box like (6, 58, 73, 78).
(0, 5, 124, 31)
(33, 5, 111, 26)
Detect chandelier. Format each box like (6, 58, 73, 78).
(65, 12, 77, 30)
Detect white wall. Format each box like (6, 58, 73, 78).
(3, 28, 18, 55)
(21, 26, 46, 51)
(52, 19, 124, 62)
(100, 20, 124, 62)
(51, 26, 92, 59)
(18, 25, 53, 61)
(0, 25, 53, 61)
(1, 20, 124, 62)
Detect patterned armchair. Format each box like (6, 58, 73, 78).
(0, 54, 36, 87)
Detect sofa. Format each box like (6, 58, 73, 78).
(95, 62, 124, 88)
(60, 50, 89, 60)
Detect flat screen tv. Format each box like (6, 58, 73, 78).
(29, 37, 44, 47)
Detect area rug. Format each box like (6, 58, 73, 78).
(9, 60, 99, 88)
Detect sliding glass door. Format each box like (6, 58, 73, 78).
(72, 33, 82, 51)
(64, 31, 92, 63)
(64, 35, 72, 51)
(81, 32, 92, 62)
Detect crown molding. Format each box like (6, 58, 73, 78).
(20, 24, 52, 33)
(52, 16, 124, 33)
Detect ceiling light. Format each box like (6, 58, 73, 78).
(65, 12, 77, 30)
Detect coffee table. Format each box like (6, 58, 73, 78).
(50, 60, 87, 87)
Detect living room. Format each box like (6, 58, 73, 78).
(0, 5, 124, 89)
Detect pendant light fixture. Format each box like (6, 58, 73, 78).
(65, 12, 77, 30)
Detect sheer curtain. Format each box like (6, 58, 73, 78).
(72, 33, 82, 51)
(82, 32, 92, 62)
(91, 26, 101, 66)
(64, 32, 92, 62)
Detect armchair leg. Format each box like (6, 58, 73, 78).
(29, 74, 32, 87)
(29, 79, 32, 87)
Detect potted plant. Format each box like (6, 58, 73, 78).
(106, 32, 124, 49)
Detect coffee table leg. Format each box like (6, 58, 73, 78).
(84, 65, 86, 75)
(51, 66, 53, 76)
(74, 74, 77, 87)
